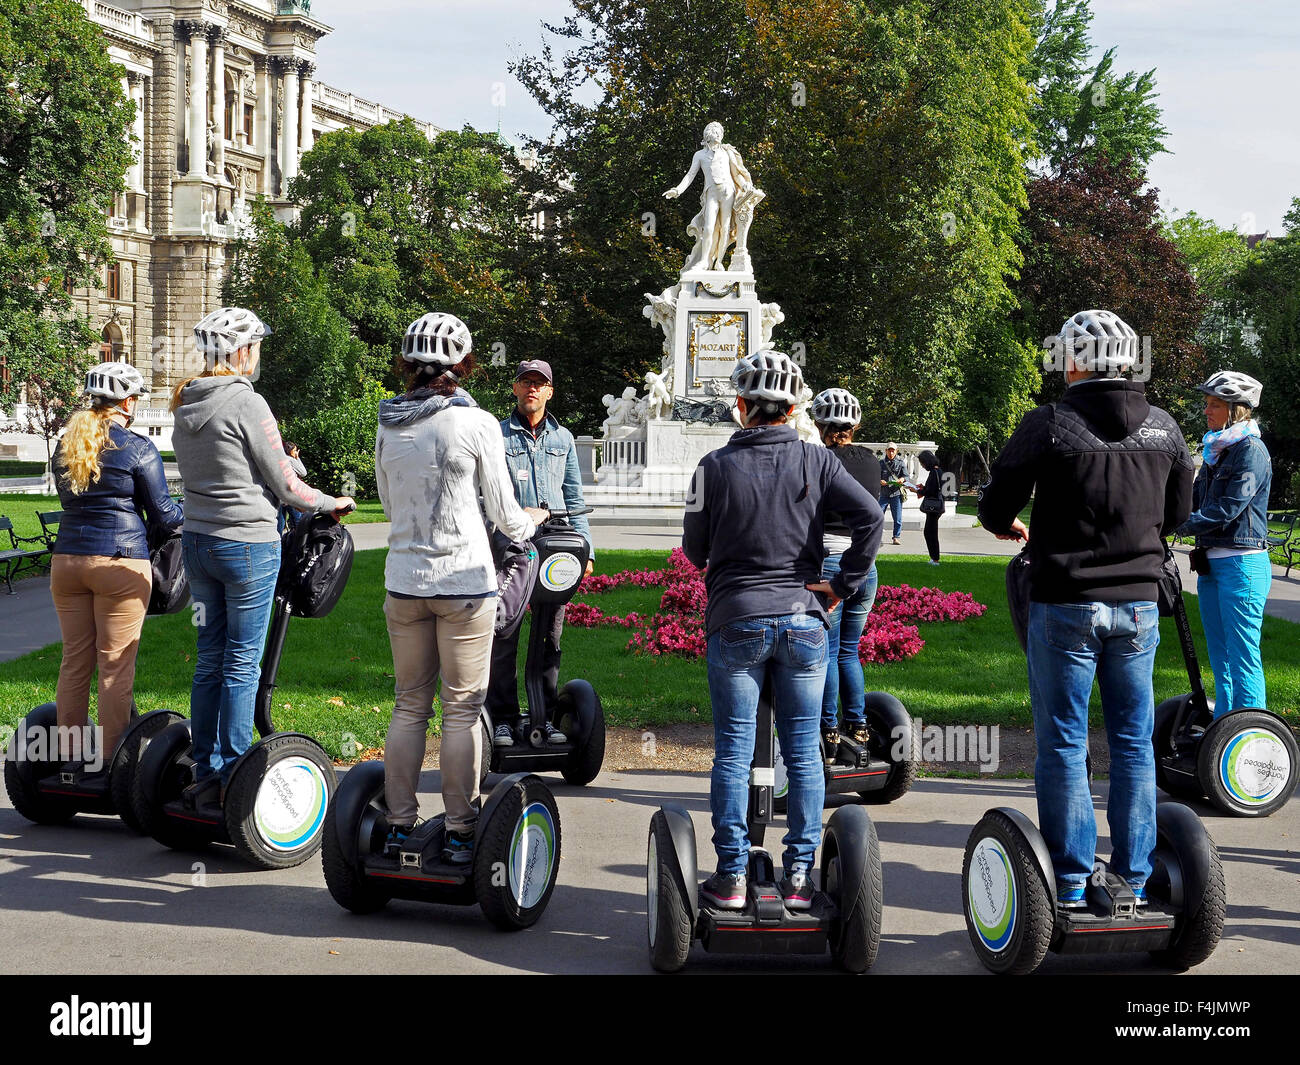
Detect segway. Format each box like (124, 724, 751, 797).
(1153, 547, 1297, 816)
(130, 515, 352, 869)
(479, 506, 605, 786)
(962, 803, 1226, 974)
(646, 677, 883, 973)
(3, 701, 184, 832)
(322, 761, 561, 930)
(773, 692, 916, 812)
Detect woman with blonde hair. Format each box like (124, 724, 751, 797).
(170, 307, 353, 799)
(49, 362, 183, 772)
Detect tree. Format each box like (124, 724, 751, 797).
(0, 0, 134, 439)
(1024, 0, 1167, 175)
(512, 0, 1035, 440)
(1166, 210, 1254, 352)
(1013, 154, 1207, 436)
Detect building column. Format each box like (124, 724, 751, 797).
(184, 22, 208, 178)
(279, 59, 300, 193)
(209, 26, 226, 180)
(299, 61, 315, 156)
(233, 69, 247, 150)
(255, 56, 272, 195)
(128, 72, 146, 190)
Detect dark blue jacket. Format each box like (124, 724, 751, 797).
(1178, 435, 1272, 550)
(51, 424, 184, 559)
(683, 425, 883, 636)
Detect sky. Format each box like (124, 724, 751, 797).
(312, 0, 1300, 234)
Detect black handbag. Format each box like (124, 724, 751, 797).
(919, 495, 945, 515)
(146, 527, 190, 616)
(278, 514, 355, 618)
(490, 530, 539, 639)
(1005, 544, 1032, 653)
(1156, 544, 1184, 616)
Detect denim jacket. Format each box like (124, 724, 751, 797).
(51, 424, 184, 559)
(1178, 435, 1272, 550)
(500, 411, 593, 555)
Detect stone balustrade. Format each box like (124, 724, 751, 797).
(82, 0, 154, 42)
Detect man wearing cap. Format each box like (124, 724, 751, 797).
(486, 360, 594, 747)
(879, 443, 907, 545)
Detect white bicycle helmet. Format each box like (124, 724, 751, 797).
(401, 312, 473, 367)
(1197, 369, 1262, 409)
(193, 306, 272, 361)
(730, 348, 803, 406)
(1057, 309, 1138, 376)
(810, 387, 861, 427)
(85, 361, 150, 401)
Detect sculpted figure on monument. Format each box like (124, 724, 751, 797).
(664, 121, 764, 274)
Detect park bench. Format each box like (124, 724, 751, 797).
(0, 514, 54, 595)
(1267, 510, 1298, 577)
(37, 510, 63, 551)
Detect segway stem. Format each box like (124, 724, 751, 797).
(1169, 576, 1212, 732)
(254, 593, 292, 739)
(747, 675, 776, 842)
(524, 601, 556, 738)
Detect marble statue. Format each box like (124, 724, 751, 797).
(644, 369, 673, 421)
(601, 386, 640, 437)
(664, 121, 764, 274)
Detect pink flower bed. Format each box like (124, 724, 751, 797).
(569, 550, 984, 664)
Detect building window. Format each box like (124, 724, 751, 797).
(106, 262, 121, 301)
(100, 322, 125, 362)
(245, 103, 255, 144)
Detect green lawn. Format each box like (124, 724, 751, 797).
(340, 499, 388, 524)
(0, 493, 59, 542)
(2, 547, 1296, 760)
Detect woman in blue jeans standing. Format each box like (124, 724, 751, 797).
(810, 388, 880, 755)
(683, 352, 882, 912)
(170, 307, 353, 797)
(1177, 371, 1272, 717)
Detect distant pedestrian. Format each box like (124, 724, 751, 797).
(915, 450, 944, 564)
(879, 443, 906, 545)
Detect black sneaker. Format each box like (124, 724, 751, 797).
(701, 871, 747, 910)
(441, 827, 475, 867)
(182, 775, 223, 809)
(543, 721, 568, 745)
(383, 823, 414, 857)
(493, 722, 515, 748)
(778, 869, 815, 911)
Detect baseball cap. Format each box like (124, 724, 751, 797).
(515, 360, 553, 383)
(886, 442, 898, 451)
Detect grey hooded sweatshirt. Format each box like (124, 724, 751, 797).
(172, 376, 339, 542)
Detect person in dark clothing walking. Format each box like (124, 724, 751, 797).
(683, 351, 883, 913)
(915, 450, 944, 565)
(979, 309, 1193, 910)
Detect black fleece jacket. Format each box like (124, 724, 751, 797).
(978, 379, 1193, 604)
(683, 425, 883, 636)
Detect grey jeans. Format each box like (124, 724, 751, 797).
(382, 593, 495, 830)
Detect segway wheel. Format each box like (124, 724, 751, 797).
(321, 764, 390, 914)
(3, 704, 77, 825)
(647, 811, 693, 973)
(1149, 803, 1227, 971)
(772, 725, 789, 815)
(224, 735, 337, 869)
(479, 716, 493, 783)
(821, 805, 883, 973)
(1152, 696, 1203, 800)
(557, 680, 606, 786)
(473, 774, 561, 930)
(111, 711, 185, 832)
(860, 696, 917, 805)
(962, 810, 1054, 975)
(130, 721, 216, 852)
(1197, 711, 1298, 817)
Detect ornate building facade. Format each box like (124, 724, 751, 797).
(64, 0, 440, 428)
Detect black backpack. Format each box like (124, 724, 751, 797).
(278, 514, 355, 618)
(147, 526, 190, 616)
(1006, 544, 1032, 653)
(491, 529, 539, 638)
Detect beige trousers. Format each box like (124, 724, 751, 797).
(50, 554, 152, 757)
(382, 593, 495, 830)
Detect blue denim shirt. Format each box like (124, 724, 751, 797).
(1177, 435, 1272, 550)
(500, 410, 593, 555)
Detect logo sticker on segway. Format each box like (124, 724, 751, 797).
(509, 802, 556, 909)
(540, 553, 582, 593)
(1220, 729, 1292, 806)
(253, 757, 329, 851)
(968, 838, 1016, 952)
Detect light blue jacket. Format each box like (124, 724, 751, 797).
(1178, 435, 1272, 551)
(500, 410, 593, 556)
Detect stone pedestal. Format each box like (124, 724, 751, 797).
(667, 268, 765, 403)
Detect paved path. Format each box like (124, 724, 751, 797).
(5, 524, 1298, 664)
(0, 770, 1294, 975)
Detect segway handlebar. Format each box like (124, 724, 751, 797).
(542, 505, 594, 522)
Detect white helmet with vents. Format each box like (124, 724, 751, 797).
(401, 312, 473, 367)
(730, 348, 803, 407)
(85, 361, 150, 401)
(1057, 309, 1139, 376)
(811, 387, 861, 428)
(193, 306, 272, 362)
(1196, 370, 1262, 409)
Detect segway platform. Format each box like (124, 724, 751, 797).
(696, 848, 836, 956)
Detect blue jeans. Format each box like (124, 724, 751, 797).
(821, 556, 877, 729)
(884, 494, 903, 539)
(707, 614, 828, 877)
(1027, 600, 1159, 895)
(182, 532, 281, 782)
(1196, 552, 1270, 715)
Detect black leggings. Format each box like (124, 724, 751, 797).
(923, 512, 941, 562)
